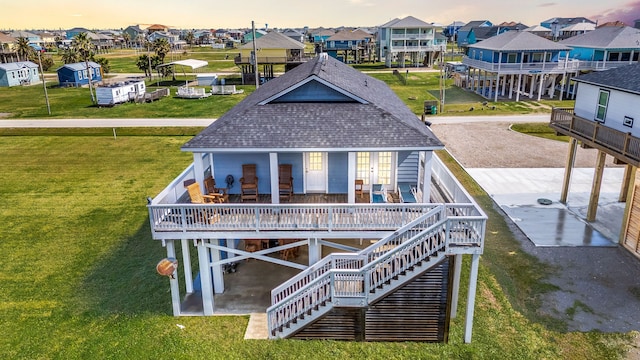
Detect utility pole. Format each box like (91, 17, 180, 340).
(252, 21, 259, 89)
(37, 50, 51, 115)
(439, 49, 445, 113)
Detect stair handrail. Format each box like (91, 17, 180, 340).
(270, 206, 443, 304)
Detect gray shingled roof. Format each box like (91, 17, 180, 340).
(469, 30, 571, 51)
(560, 26, 640, 49)
(240, 31, 304, 50)
(182, 55, 443, 151)
(574, 63, 640, 95)
(0, 61, 38, 71)
(379, 16, 433, 29)
(57, 62, 101, 71)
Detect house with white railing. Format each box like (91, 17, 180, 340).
(148, 53, 486, 343)
(549, 64, 640, 260)
(462, 30, 576, 102)
(560, 26, 640, 72)
(377, 16, 445, 68)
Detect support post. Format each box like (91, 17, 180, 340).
(515, 74, 522, 102)
(348, 152, 356, 204)
(450, 254, 463, 318)
(193, 153, 205, 187)
(509, 74, 514, 99)
(619, 164, 634, 202)
(494, 73, 499, 102)
(166, 240, 182, 316)
(181, 239, 193, 294)
(620, 170, 637, 244)
(537, 74, 544, 101)
(211, 241, 224, 294)
(587, 150, 607, 222)
(197, 239, 214, 315)
(422, 151, 433, 203)
(269, 152, 279, 204)
(560, 138, 578, 204)
(308, 238, 322, 265)
(464, 253, 480, 343)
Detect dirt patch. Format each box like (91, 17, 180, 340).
(0, 113, 10, 118)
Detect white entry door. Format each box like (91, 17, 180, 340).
(305, 152, 327, 193)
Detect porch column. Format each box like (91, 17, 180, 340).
(559, 73, 566, 101)
(166, 240, 182, 316)
(464, 253, 480, 343)
(494, 73, 500, 102)
(197, 239, 214, 315)
(450, 253, 463, 318)
(509, 74, 514, 99)
(269, 152, 279, 204)
(211, 240, 225, 294)
(537, 74, 544, 101)
(529, 75, 535, 99)
(501, 73, 507, 96)
(227, 238, 238, 261)
(560, 138, 577, 204)
(348, 152, 356, 204)
(619, 164, 635, 202)
(181, 239, 193, 294)
(549, 75, 556, 99)
(421, 151, 433, 203)
(193, 153, 206, 187)
(586, 150, 607, 222)
(515, 74, 522, 102)
(620, 168, 637, 244)
(308, 238, 322, 265)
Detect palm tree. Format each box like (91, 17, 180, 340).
(71, 32, 96, 104)
(185, 31, 195, 48)
(60, 48, 79, 64)
(15, 37, 33, 62)
(136, 54, 151, 77)
(122, 32, 131, 49)
(153, 38, 171, 63)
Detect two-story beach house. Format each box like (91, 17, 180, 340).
(235, 31, 307, 84)
(377, 16, 444, 68)
(560, 26, 640, 71)
(462, 30, 577, 101)
(550, 64, 640, 260)
(148, 54, 486, 343)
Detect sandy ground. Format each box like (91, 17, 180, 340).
(431, 121, 640, 359)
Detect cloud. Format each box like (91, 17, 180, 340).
(592, 0, 640, 25)
(538, 2, 557, 7)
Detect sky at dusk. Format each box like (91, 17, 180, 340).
(2, 0, 639, 30)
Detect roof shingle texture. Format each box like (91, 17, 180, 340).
(182, 55, 443, 151)
(469, 30, 571, 51)
(575, 63, 640, 94)
(560, 26, 640, 48)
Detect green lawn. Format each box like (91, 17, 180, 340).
(0, 130, 632, 359)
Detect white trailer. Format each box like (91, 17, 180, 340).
(96, 80, 146, 106)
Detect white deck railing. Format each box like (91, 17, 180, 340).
(462, 56, 581, 73)
(266, 207, 485, 337)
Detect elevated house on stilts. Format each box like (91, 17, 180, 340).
(148, 54, 486, 342)
(462, 30, 577, 101)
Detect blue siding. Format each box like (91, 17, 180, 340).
(57, 65, 103, 86)
(328, 152, 348, 193)
(272, 80, 355, 102)
(212, 153, 271, 195)
(397, 151, 418, 184)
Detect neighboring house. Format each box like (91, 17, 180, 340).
(123, 25, 145, 44)
(148, 31, 185, 48)
(66, 27, 92, 40)
(0, 33, 17, 53)
(57, 61, 102, 87)
(147, 24, 170, 34)
(524, 25, 552, 38)
(0, 61, 39, 87)
(36, 31, 57, 46)
(235, 31, 307, 84)
(377, 16, 445, 68)
(456, 20, 492, 48)
(147, 54, 486, 343)
(561, 26, 640, 71)
(325, 29, 375, 63)
(549, 64, 640, 260)
(560, 22, 596, 39)
(462, 30, 575, 101)
(308, 28, 335, 43)
(443, 21, 466, 41)
(281, 28, 305, 43)
(10, 31, 42, 46)
(242, 29, 267, 43)
(540, 17, 595, 40)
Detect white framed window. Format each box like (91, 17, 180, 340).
(356, 152, 370, 185)
(507, 53, 517, 63)
(595, 89, 609, 122)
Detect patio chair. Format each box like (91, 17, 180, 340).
(203, 176, 228, 203)
(278, 164, 293, 202)
(240, 164, 258, 202)
(185, 182, 222, 223)
(355, 179, 364, 199)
